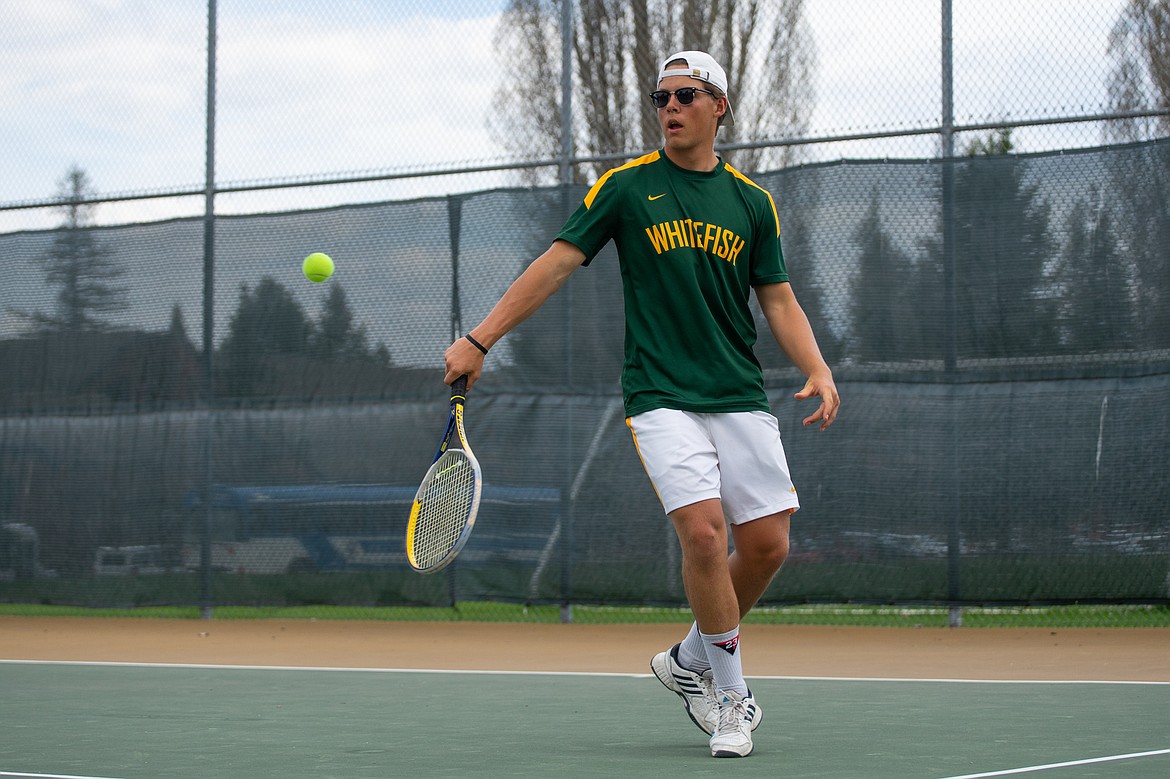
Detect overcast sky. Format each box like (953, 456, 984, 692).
(1, 0, 1130, 232)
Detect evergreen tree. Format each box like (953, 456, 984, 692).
(761, 173, 843, 367)
(218, 277, 312, 396)
(496, 187, 626, 387)
(1056, 189, 1136, 352)
(1117, 144, 1170, 349)
(167, 304, 189, 342)
(1104, 3, 1170, 349)
(312, 283, 371, 361)
(847, 189, 918, 362)
(923, 129, 1058, 360)
(32, 166, 127, 333)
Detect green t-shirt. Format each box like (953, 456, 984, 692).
(556, 149, 789, 416)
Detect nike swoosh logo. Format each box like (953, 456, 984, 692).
(648, 193, 667, 201)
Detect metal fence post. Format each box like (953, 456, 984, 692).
(941, 0, 962, 628)
(200, 0, 218, 621)
(559, 0, 575, 625)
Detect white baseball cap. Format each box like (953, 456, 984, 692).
(657, 50, 734, 127)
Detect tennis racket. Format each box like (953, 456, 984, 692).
(406, 375, 482, 573)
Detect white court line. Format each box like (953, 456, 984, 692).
(1, 658, 1169, 684)
(3, 664, 1166, 779)
(0, 659, 646, 677)
(0, 772, 128, 779)
(752, 674, 1170, 686)
(937, 747, 1170, 778)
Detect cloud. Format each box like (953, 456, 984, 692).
(804, 0, 1126, 157)
(0, 0, 506, 212)
(1, 0, 1132, 230)
(0, 2, 208, 194)
(215, 12, 504, 179)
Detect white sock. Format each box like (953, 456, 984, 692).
(678, 622, 709, 671)
(700, 626, 748, 697)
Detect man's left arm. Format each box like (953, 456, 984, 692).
(754, 281, 840, 431)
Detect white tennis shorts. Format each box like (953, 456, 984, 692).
(626, 408, 799, 524)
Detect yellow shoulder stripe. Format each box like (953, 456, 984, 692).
(725, 163, 781, 237)
(583, 150, 661, 209)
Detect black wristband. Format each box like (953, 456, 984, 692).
(464, 334, 489, 354)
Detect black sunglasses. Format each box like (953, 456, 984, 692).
(648, 87, 718, 109)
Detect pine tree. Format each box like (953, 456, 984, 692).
(33, 166, 127, 333)
(313, 283, 370, 361)
(1105, 3, 1170, 349)
(218, 277, 312, 396)
(1056, 189, 1136, 352)
(848, 189, 918, 362)
(923, 129, 1059, 360)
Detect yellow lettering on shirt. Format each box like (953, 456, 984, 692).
(646, 219, 745, 266)
(645, 223, 671, 253)
(687, 218, 706, 249)
(701, 222, 716, 252)
(711, 227, 725, 259)
(727, 235, 745, 265)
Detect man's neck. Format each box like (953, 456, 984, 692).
(663, 145, 721, 172)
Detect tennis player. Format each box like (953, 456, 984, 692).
(445, 50, 839, 758)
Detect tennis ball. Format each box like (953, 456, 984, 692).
(302, 252, 334, 283)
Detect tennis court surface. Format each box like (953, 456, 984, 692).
(2, 619, 1167, 778)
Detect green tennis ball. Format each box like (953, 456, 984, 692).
(302, 252, 334, 283)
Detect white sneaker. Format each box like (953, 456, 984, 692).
(709, 689, 760, 758)
(650, 644, 719, 734)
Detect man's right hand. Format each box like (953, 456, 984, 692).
(444, 336, 487, 389)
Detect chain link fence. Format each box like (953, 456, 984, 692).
(2, 1, 1168, 626)
(5, 1, 1167, 228)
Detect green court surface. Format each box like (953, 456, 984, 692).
(1, 662, 1167, 779)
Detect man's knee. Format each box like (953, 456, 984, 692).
(671, 501, 728, 563)
(735, 516, 791, 572)
(759, 533, 790, 572)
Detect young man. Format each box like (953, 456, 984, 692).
(444, 51, 839, 758)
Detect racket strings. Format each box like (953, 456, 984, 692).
(411, 450, 476, 568)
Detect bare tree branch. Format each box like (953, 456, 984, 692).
(490, 0, 817, 181)
(1106, 0, 1170, 141)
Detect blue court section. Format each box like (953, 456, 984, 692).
(1, 662, 1167, 779)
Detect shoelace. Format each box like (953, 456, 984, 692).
(699, 673, 718, 707)
(716, 697, 748, 733)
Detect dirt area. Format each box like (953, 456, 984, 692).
(1, 617, 1166, 681)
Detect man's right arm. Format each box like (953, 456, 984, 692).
(444, 239, 586, 387)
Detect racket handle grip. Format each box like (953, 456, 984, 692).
(451, 375, 468, 398)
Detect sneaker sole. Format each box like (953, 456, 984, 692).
(712, 747, 753, 758)
(650, 652, 715, 735)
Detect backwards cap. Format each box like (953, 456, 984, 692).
(657, 50, 734, 127)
